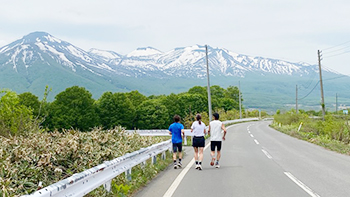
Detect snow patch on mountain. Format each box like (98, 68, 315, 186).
(127, 47, 162, 57)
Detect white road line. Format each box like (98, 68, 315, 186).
(284, 172, 320, 197)
(250, 134, 254, 138)
(261, 149, 272, 159)
(254, 139, 260, 145)
(164, 142, 211, 196)
(248, 130, 251, 134)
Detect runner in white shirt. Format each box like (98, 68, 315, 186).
(208, 112, 227, 168)
(191, 114, 206, 170)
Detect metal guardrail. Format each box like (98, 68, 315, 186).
(126, 118, 259, 137)
(23, 118, 258, 197)
(22, 140, 172, 197)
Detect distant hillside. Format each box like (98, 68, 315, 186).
(1, 31, 350, 112)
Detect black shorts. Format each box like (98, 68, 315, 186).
(211, 141, 222, 151)
(192, 136, 205, 147)
(172, 143, 182, 153)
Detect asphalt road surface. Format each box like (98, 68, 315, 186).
(134, 121, 350, 197)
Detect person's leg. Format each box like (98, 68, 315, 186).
(173, 143, 178, 169)
(173, 152, 177, 161)
(178, 143, 183, 167)
(215, 142, 222, 168)
(198, 147, 204, 170)
(199, 147, 204, 161)
(194, 147, 198, 161)
(210, 141, 216, 166)
(216, 141, 222, 161)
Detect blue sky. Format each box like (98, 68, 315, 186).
(1, 0, 350, 75)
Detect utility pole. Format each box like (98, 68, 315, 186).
(239, 81, 242, 119)
(318, 50, 326, 120)
(205, 45, 212, 122)
(296, 85, 298, 114)
(336, 93, 338, 113)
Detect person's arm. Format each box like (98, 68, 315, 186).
(169, 130, 172, 135)
(181, 129, 185, 139)
(208, 124, 211, 136)
(222, 123, 227, 140)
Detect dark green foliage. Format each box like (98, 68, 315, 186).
(160, 93, 183, 126)
(126, 90, 147, 108)
(45, 86, 98, 131)
(18, 92, 41, 116)
(2, 84, 246, 132)
(188, 86, 207, 96)
(135, 100, 169, 129)
(97, 92, 135, 129)
(178, 93, 208, 116)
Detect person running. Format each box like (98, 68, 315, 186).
(191, 114, 206, 170)
(208, 112, 227, 168)
(169, 115, 185, 169)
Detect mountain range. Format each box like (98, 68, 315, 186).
(1, 32, 349, 112)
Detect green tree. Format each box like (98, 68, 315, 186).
(178, 93, 207, 117)
(135, 99, 168, 129)
(188, 86, 207, 97)
(160, 93, 182, 125)
(0, 90, 37, 136)
(47, 86, 98, 131)
(210, 85, 225, 99)
(18, 92, 40, 117)
(218, 98, 238, 112)
(127, 90, 147, 108)
(97, 92, 135, 129)
(224, 85, 242, 102)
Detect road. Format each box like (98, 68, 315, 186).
(134, 121, 350, 197)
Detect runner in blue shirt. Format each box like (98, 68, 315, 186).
(169, 115, 185, 169)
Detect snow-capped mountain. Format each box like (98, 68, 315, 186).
(0, 32, 319, 80)
(0, 32, 117, 77)
(2, 32, 350, 111)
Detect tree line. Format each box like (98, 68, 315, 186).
(0, 85, 245, 136)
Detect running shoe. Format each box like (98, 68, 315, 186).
(198, 164, 203, 170)
(178, 161, 182, 168)
(215, 162, 220, 168)
(174, 163, 178, 169)
(195, 164, 199, 169)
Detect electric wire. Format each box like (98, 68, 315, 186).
(323, 50, 350, 58)
(298, 81, 320, 101)
(323, 45, 350, 54)
(322, 40, 350, 51)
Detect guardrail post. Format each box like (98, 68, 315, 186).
(161, 152, 166, 160)
(184, 136, 187, 145)
(125, 168, 132, 181)
(152, 155, 157, 165)
(103, 180, 112, 192)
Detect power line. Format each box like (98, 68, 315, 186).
(322, 40, 350, 51)
(323, 50, 350, 58)
(298, 81, 320, 101)
(323, 45, 350, 54)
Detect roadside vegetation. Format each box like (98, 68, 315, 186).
(272, 109, 350, 155)
(0, 127, 169, 196)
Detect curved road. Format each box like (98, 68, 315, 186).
(134, 121, 350, 197)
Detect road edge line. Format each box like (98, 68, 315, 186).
(284, 172, 320, 197)
(164, 142, 210, 196)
